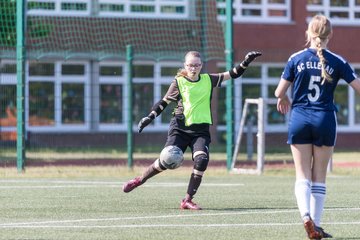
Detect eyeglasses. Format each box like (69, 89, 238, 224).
(186, 63, 202, 68)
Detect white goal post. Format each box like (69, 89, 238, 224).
(230, 97, 334, 175)
(231, 98, 278, 175)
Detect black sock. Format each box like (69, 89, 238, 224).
(186, 173, 202, 198)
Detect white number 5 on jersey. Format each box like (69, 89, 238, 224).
(308, 75, 321, 102)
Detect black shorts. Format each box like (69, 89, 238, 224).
(164, 116, 211, 159)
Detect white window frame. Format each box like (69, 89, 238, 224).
(98, 61, 127, 131)
(26, 61, 56, 132)
(98, 0, 189, 19)
(129, 61, 157, 132)
(0, 60, 17, 134)
(154, 61, 182, 131)
(26, 60, 91, 132)
(0, 60, 17, 84)
(3, 60, 360, 134)
(217, 0, 291, 23)
(307, 0, 360, 26)
(339, 63, 360, 131)
(27, 0, 91, 17)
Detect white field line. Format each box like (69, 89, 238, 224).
(0, 179, 245, 188)
(0, 185, 122, 189)
(0, 180, 358, 229)
(0, 208, 359, 228)
(1, 222, 360, 229)
(0, 183, 245, 189)
(0, 180, 121, 184)
(0, 222, 360, 229)
(0, 184, 244, 189)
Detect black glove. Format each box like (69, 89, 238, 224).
(138, 114, 155, 133)
(241, 51, 262, 67)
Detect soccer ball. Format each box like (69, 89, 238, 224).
(159, 145, 184, 169)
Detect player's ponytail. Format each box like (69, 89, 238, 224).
(175, 68, 188, 78)
(306, 15, 333, 84)
(315, 37, 332, 84)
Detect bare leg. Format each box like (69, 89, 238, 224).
(291, 144, 313, 181)
(310, 145, 333, 226)
(311, 145, 333, 183)
(141, 159, 166, 183)
(122, 159, 166, 193)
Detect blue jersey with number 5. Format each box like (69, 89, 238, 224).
(281, 48, 357, 111)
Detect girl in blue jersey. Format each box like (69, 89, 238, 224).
(275, 15, 360, 239)
(123, 50, 261, 210)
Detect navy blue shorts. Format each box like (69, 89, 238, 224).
(287, 107, 337, 147)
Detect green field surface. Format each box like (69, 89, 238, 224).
(0, 165, 359, 240)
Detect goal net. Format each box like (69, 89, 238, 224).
(0, 0, 226, 167)
(0, 0, 225, 61)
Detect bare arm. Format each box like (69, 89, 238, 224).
(275, 78, 291, 99)
(222, 71, 231, 81)
(275, 78, 292, 115)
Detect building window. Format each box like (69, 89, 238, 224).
(354, 67, 360, 124)
(100, 3, 124, 13)
(307, 0, 360, 24)
(61, 83, 85, 124)
(132, 63, 155, 125)
(28, 1, 56, 11)
(267, 85, 285, 124)
(29, 82, 55, 126)
(100, 84, 123, 124)
(0, 63, 16, 74)
(61, 64, 85, 75)
(26, 61, 90, 130)
(28, 62, 56, 127)
(0, 85, 16, 127)
(98, 0, 188, 18)
(100, 66, 122, 76)
(217, 63, 290, 133)
(29, 62, 55, 76)
(158, 64, 180, 126)
(133, 64, 154, 78)
(99, 63, 125, 126)
(215, 65, 227, 127)
(160, 84, 176, 124)
(131, 4, 155, 13)
(267, 67, 286, 124)
(133, 83, 154, 124)
(61, 2, 87, 11)
(161, 66, 178, 77)
(334, 84, 349, 125)
(27, 0, 90, 16)
(242, 65, 262, 78)
(217, 0, 291, 23)
(59, 62, 88, 126)
(0, 61, 16, 141)
(240, 83, 261, 124)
